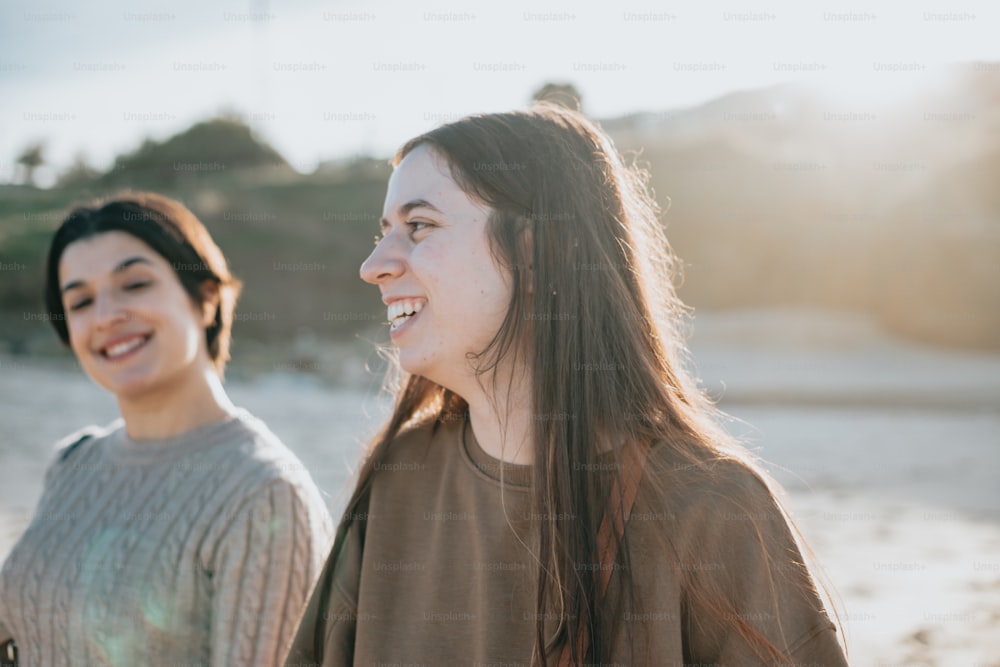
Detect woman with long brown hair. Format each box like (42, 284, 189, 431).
(285, 105, 848, 665)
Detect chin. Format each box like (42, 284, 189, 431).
(100, 371, 161, 400)
(107, 382, 153, 400)
(397, 350, 434, 382)
(397, 358, 424, 378)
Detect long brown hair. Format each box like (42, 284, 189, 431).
(336, 104, 834, 664)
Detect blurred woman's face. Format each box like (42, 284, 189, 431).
(58, 231, 216, 399)
(360, 144, 512, 390)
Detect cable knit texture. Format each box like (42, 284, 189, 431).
(0, 409, 333, 667)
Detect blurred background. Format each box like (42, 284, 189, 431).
(1, 0, 998, 664)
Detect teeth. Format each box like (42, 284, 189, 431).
(105, 336, 146, 358)
(387, 299, 424, 324)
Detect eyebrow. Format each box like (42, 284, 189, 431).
(60, 256, 153, 294)
(380, 198, 443, 230)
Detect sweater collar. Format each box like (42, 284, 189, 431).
(461, 419, 533, 488)
(106, 408, 252, 464)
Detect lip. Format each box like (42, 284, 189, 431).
(96, 332, 153, 361)
(382, 294, 428, 306)
(388, 307, 422, 340)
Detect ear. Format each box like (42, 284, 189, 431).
(198, 280, 221, 328)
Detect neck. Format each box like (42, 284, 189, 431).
(117, 365, 237, 440)
(460, 366, 534, 466)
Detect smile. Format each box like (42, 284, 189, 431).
(99, 334, 152, 360)
(387, 299, 425, 330)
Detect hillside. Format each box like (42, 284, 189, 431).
(2, 66, 998, 359)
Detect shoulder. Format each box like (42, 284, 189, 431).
(378, 413, 450, 465)
(647, 441, 780, 509)
(218, 411, 319, 489)
(43, 421, 121, 484)
(636, 443, 792, 551)
(52, 421, 118, 459)
(200, 411, 331, 530)
(203, 413, 333, 549)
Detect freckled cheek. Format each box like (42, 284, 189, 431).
(410, 238, 443, 266)
(408, 246, 447, 293)
(474, 267, 513, 319)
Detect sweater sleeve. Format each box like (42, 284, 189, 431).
(0, 429, 95, 653)
(674, 464, 848, 666)
(283, 509, 365, 666)
(208, 478, 332, 667)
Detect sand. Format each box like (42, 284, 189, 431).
(2, 309, 998, 665)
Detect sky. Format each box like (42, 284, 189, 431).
(1, 0, 998, 184)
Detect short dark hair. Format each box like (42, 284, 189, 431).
(44, 191, 242, 373)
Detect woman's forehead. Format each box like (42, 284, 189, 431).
(388, 146, 452, 193)
(384, 146, 480, 219)
(58, 232, 163, 285)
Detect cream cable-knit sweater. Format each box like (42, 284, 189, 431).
(0, 409, 333, 666)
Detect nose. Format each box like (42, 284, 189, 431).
(360, 231, 405, 285)
(93, 289, 129, 329)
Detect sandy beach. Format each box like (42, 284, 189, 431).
(2, 309, 998, 665)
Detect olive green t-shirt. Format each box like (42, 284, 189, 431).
(285, 417, 847, 666)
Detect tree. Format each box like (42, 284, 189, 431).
(57, 152, 101, 187)
(531, 82, 583, 112)
(102, 116, 291, 188)
(16, 141, 45, 186)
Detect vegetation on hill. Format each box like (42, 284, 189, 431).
(2, 69, 999, 355)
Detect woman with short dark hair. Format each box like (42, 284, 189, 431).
(0, 192, 333, 666)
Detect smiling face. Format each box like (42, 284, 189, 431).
(59, 231, 217, 400)
(360, 144, 513, 391)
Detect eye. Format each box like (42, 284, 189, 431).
(406, 220, 433, 235)
(124, 281, 151, 291)
(374, 219, 434, 245)
(68, 298, 92, 312)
